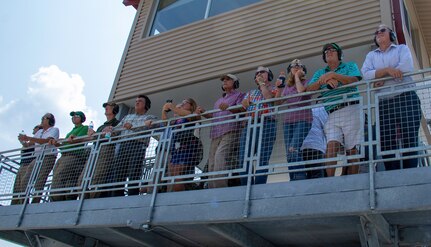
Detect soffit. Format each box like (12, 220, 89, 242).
(413, 0, 431, 61)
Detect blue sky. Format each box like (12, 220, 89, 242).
(0, 1, 136, 245)
(0, 1, 136, 152)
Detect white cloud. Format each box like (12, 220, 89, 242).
(0, 65, 103, 151)
(0, 96, 17, 114)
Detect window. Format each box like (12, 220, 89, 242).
(149, 0, 261, 36)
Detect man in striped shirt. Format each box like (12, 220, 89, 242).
(307, 43, 363, 176)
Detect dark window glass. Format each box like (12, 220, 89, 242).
(150, 0, 208, 36)
(149, 0, 261, 36)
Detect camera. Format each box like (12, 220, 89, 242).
(277, 75, 286, 88)
(165, 99, 173, 112)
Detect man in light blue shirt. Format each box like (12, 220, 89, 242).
(361, 24, 421, 171)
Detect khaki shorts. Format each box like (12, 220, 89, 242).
(324, 104, 363, 150)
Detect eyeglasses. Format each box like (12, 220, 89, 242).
(41, 117, 49, 121)
(71, 115, 81, 118)
(324, 48, 337, 54)
(290, 64, 304, 69)
(374, 28, 388, 35)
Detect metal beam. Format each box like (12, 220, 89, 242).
(33, 229, 91, 247)
(399, 226, 431, 246)
(24, 231, 43, 247)
(208, 223, 274, 247)
(359, 216, 381, 247)
(0, 231, 30, 247)
(362, 214, 393, 244)
(107, 227, 183, 247)
(106, 228, 152, 247)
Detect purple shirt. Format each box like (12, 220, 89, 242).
(281, 80, 312, 123)
(210, 90, 245, 139)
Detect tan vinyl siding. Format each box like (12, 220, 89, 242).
(111, 0, 381, 102)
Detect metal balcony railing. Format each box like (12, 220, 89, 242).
(1, 68, 430, 226)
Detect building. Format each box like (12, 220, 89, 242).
(0, 0, 431, 246)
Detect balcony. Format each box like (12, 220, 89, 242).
(0, 69, 431, 247)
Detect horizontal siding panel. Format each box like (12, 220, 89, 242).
(120, 11, 379, 78)
(112, 0, 381, 102)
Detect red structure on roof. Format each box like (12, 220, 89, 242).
(123, 0, 140, 9)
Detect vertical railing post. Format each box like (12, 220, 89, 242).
(243, 108, 259, 218)
(74, 135, 102, 225)
(366, 80, 377, 210)
(146, 129, 168, 226)
(16, 145, 47, 227)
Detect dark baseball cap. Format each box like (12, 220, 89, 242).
(102, 102, 119, 114)
(69, 111, 86, 122)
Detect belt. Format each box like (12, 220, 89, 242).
(251, 118, 276, 124)
(327, 100, 359, 114)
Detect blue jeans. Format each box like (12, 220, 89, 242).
(379, 91, 422, 170)
(239, 119, 276, 185)
(283, 121, 311, 180)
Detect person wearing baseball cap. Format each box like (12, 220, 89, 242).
(197, 73, 245, 188)
(49, 110, 89, 201)
(307, 42, 363, 177)
(238, 66, 278, 185)
(76, 102, 121, 198)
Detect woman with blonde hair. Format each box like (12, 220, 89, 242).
(276, 59, 312, 181)
(162, 98, 202, 191)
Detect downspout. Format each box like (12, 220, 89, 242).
(391, 0, 406, 45)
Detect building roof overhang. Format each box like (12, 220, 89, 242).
(122, 0, 140, 9)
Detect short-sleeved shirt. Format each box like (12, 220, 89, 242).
(61, 125, 89, 151)
(96, 118, 120, 133)
(115, 113, 158, 136)
(210, 90, 245, 139)
(361, 44, 414, 99)
(281, 80, 312, 123)
(309, 61, 362, 112)
(301, 107, 328, 153)
(34, 127, 60, 154)
(243, 85, 277, 117)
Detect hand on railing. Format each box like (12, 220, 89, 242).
(241, 97, 250, 110)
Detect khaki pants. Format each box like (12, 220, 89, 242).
(77, 144, 115, 199)
(50, 152, 88, 201)
(12, 154, 57, 204)
(207, 131, 239, 188)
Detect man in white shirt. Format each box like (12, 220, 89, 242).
(361, 24, 421, 170)
(14, 113, 60, 204)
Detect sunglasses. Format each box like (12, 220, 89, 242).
(324, 48, 337, 54)
(41, 116, 49, 121)
(290, 64, 304, 69)
(374, 28, 388, 35)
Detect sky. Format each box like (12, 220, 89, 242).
(0, 1, 136, 151)
(0, 1, 136, 246)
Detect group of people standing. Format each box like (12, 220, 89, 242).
(201, 23, 422, 186)
(12, 24, 423, 203)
